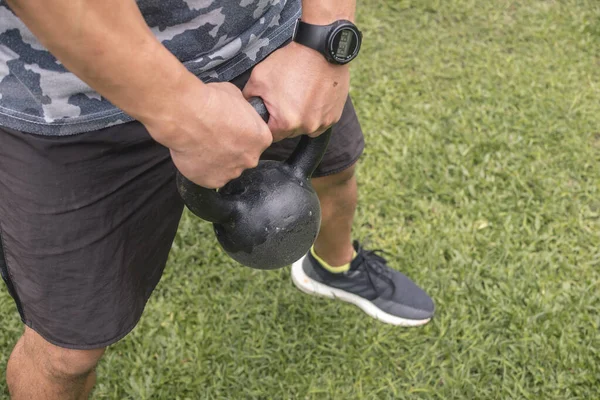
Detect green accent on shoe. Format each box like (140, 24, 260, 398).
(310, 246, 357, 274)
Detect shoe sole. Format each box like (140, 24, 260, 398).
(291, 256, 431, 327)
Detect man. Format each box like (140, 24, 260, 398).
(0, 0, 434, 398)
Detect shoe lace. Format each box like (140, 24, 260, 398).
(357, 247, 395, 294)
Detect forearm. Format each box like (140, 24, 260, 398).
(301, 0, 356, 24)
(6, 0, 200, 143)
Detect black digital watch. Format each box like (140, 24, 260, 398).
(292, 19, 362, 65)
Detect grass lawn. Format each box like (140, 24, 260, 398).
(2, 0, 600, 398)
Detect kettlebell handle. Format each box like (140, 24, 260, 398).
(176, 97, 332, 223)
(176, 172, 237, 223)
(248, 97, 332, 179)
(286, 128, 332, 179)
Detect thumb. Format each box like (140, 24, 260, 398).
(241, 70, 263, 100)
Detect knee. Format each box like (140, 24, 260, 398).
(23, 328, 105, 380)
(331, 165, 357, 185)
(42, 347, 104, 381)
(313, 164, 356, 190)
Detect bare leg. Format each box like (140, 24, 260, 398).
(300, 163, 436, 325)
(6, 326, 104, 400)
(312, 164, 358, 267)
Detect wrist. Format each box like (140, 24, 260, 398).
(112, 40, 190, 127)
(301, 1, 356, 24)
(292, 17, 362, 65)
(137, 68, 209, 149)
(287, 41, 349, 72)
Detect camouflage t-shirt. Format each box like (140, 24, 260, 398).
(0, 0, 301, 135)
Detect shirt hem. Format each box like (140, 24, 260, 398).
(0, 7, 300, 137)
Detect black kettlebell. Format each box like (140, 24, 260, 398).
(176, 97, 332, 270)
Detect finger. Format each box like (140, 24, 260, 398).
(267, 117, 280, 137)
(267, 116, 296, 141)
(241, 71, 261, 100)
(307, 126, 329, 138)
(271, 131, 289, 143)
(217, 82, 244, 97)
(257, 125, 274, 150)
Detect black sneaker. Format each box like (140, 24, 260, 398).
(291, 241, 434, 326)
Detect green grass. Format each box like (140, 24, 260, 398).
(2, 0, 600, 398)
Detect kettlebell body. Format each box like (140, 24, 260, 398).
(213, 160, 321, 269)
(176, 97, 331, 270)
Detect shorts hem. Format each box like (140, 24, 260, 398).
(312, 148, 364, 179)
(23, 309, 146, 350)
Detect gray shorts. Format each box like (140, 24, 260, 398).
(0, 74, 364, 350)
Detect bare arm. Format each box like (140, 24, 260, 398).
(6, 0, 272, 188)
(7, 0, 193, 143)
(242, 0, 357, 140)
(301, 0, 356, 24)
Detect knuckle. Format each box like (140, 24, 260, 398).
(261, 131, 273, 148)
(242, 154, 259, 169)
(248, 155, 260, 169)
(331, 111, 343, 125)
(213, 170, 234, 187)
(279, 119, 292, 132)
(221, 81, 238, 92)
(220, 176, 232, 187)
(231, 167, 244, 179)
(251, 65, 267, 81)
(305, 121, 321, 135)
(207, 179, 221, 189)
(281, 114, 301, 132)
(206, 179, 220, 189)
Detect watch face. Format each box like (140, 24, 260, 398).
(330, 27, 360, 64)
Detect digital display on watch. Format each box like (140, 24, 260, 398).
(332, 28, 358, 60)
(336, 29, 353, 58)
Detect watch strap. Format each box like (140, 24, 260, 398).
(293, 20, 330, 59)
